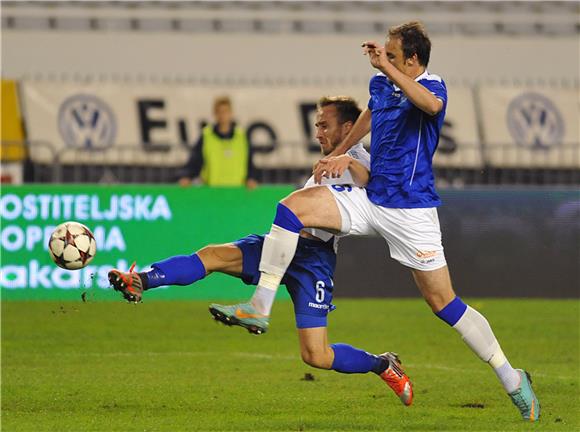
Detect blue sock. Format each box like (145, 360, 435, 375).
(141, 253, 206, 289)
(273, 203, 304, 233)
(330, 343, 387, 374)
(435, 296, 468, 326)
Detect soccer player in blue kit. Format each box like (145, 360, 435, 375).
(109, 96, 414, 407)
(214, 22, 540, 421)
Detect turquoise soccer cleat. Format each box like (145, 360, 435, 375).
(508, 369, 540, 422)
(209, 302, 270, 335)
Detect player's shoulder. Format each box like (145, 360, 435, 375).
(370, 72, 389, 85)
(418, 71, 446, 87)
(347, 142, 370, 160)
(347, 142, 371, 169)
(423, 73, 443, 83)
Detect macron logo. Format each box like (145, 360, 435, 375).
(308, 302, 329, 310)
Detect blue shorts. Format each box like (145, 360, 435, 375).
(234, 234, 337, 329)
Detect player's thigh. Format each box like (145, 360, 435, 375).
(281, 186, 342, 232)
(375, 207, 447, 271)
(197, 243, 243, 276)
(411, 265, 456, 312)
(286, 277, 334, 331)
(325, 185, 378, 236)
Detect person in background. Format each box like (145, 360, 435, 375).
(178, 96, 258, 188)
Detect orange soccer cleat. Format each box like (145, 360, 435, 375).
(108, 262, 144, 303)
(378, 352, 413, 406)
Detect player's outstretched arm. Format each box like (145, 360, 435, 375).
(363, 41, 443, 116)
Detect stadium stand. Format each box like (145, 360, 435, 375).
(1, 1, 579, 185)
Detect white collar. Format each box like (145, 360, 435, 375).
(390, 69, 428, 91)
(414, 69, 429, 81)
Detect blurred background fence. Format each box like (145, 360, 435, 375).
(3, 140, 580, 186)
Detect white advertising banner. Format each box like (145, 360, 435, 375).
(433, 86, 482, 168)
(478, 86, 580, 168)
(22, 81, 480, 169)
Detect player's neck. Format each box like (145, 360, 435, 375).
(409, 66, 426, 80)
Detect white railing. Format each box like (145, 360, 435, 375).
(2, 140, 579, 186)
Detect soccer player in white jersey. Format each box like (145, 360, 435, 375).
(214, 22, 540, 421)
(109, 96, 413, 406)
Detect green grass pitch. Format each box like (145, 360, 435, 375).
(2, 299, 579, 431)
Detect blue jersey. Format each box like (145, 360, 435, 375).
(366, 70, 447, 208)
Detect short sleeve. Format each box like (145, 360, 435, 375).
(347, 145, 371, 170)
(421, 79, 447, 104)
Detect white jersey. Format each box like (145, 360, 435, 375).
(301, 142, 371, 243)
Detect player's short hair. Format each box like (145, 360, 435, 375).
(317, 96, 362, 125)
(213, 96, 232, 112)
(388, 21, 431, 67)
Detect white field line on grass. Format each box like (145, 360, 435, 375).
(40, 351, 578, 381)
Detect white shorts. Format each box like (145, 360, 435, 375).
(328, 185, 447, 271)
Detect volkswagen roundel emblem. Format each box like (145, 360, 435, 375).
(58, 94, 117, 149)
(506, 92, 565, 150)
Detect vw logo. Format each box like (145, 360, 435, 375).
(507, 92, 564, 150)
(58, 94, 116, 149)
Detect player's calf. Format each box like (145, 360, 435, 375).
(435, 296, 540, 420)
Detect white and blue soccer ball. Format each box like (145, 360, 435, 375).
(48, 222, 97, 270)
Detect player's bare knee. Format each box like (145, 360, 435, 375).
(196, 245, 216, 271)
(423, 296, 440, 313)
(197, 244, 236, 272)
(300, 350, 323, 369)
(300, 347, 332, 369)
(281, 188, 338, 230)
(423, 292, 449, 313)
(280, 192, 308, 220)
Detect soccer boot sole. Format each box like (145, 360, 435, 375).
(209, 306, 268, 335)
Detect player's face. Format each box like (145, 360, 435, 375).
(385, 37, 408, 75)
(214, 103, 233, 126)
(315, 105, 343, 155)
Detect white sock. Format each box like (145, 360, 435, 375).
(489, 348, 521, 393)
(250, 224, 299, 316)
(453, 306, 520, 393)
(250, 284, 277, 316)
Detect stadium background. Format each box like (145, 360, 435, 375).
(2, 2, 580, 432)
(1, 0, 578, 300)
